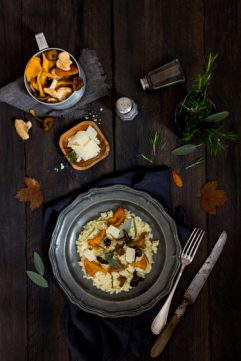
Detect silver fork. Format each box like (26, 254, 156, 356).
(151, 228, 205, 335)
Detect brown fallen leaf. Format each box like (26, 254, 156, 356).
(16, 177, 43, 210)
(172, 170, 183, 188)
(200, 180, 228, 215)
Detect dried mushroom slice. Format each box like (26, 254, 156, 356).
(73, 77, 84, 91)
(14, 119, 32, 140)
(56, 51, 73, 71)
(25, 57, 42, 82)
(46, 49, 58, 61)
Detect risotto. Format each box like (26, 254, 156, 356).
(76, 207, 159, 294)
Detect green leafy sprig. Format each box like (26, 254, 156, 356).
(66, 149, 78, 163)
(26, 252, 48, 288)
(176, 52, 238, 156)
(185, 156, 205, 169)
(141, 131, 165, 163)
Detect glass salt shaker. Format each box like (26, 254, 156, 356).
(140, 59, 185, 90)
(115, 97, 138, 121)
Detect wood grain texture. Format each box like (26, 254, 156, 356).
(0, 1, 27, 361)
(0, 0, 240, 360)
(205, 1, 241, 361)
(21, 1, 113, 360)
(113, 1, 209, 361)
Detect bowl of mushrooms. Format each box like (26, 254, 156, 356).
(24, 33, 86, 110)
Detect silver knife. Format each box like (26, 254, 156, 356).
(150, 231, 227, 358)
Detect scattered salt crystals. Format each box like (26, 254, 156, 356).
(54, 161, 67, 172)
(83, 107, 104, 125)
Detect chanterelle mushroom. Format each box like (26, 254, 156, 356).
(50, 68, 63, 80)
(14, 119, 32, 140)
(56, 87, 73, 101)
(44, 86, 73, 102)
(56, 51, 73, 71)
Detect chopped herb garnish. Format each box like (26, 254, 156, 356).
(66, 149, 77, 163)
(132, 217, 137, 238)
(85, 228, 95, 239)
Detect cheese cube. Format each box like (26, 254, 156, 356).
(106, 225, 120, 239)
(83, 249, 96, 262)
(125, 247, 136, 263)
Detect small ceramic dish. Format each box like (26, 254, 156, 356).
(59, 120, 110, 170)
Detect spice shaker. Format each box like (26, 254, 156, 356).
(140, 59, 185, 90)
(115, 97, 138, 121)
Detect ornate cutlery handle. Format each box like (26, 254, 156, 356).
(150, 299, 190, 358)
(151, 266, 184, 334)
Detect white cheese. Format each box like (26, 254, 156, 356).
(68, 131, 89, 146)
(125, 247, 136, 263)
(67, 127, 101, 162)
(83, 250, 96, 262)
(106, 225, 120, 239)
(81, 140, 100, 160)
(86, 125, 97, 139)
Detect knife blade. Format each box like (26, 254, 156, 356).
(150, 231, 227, 358)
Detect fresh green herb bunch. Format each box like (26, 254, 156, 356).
(177, 53, 238, 155)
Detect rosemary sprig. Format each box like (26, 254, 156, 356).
(185, 156, 205, 169)
(141, 131, 165, 163)
(141, 153, 153, 163)
(177, 52, 238, 155)
(149, 131, 160, 155)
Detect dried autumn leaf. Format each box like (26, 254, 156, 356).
(200, 180, 228, 215)
(172, 170, 183, 188)
(16, 177, 43, 210)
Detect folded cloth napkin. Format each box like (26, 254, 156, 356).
(44, 168, 191, 361)
(0, 49, 108, 118)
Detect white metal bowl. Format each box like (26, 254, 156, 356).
(24, 33, 86, 110)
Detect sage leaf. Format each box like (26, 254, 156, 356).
(33, 252, 45, 276)
(107, 258, 122, 269)
(119, 219, 132, 238)
(204, 111, 229, 123)
(26, 271, 48, 288)
(172, 144, 198, 156)
(103, 252, 122, 269)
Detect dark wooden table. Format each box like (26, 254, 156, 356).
(1, 1, 241, 360)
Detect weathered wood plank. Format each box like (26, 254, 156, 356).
(205, 1, 241, 361)
(21, 0, 113, 360)
(0, 1, 27, 361)
(113, 1, 209, 361)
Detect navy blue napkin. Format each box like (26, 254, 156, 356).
(44, 168, 191, 361)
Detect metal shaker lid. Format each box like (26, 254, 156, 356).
(116, 97, 132, 114)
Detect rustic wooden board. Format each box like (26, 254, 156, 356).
(0, 1, 27, 361)
(21, 0, 113, 360)
(0, 0, 240, 360)
(205, 1, 241, 361)
(113, 1, 209, 361)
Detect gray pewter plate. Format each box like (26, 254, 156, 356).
(49, 185, 181, 317)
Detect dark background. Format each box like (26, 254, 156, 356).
(0, 0, 240, 360)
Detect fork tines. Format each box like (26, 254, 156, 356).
(182, 228, 205, 261)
